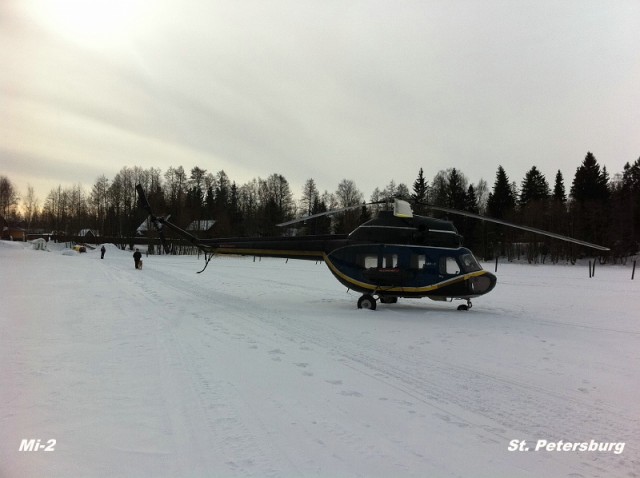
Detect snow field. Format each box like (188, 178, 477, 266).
(1, 241, 639, 477)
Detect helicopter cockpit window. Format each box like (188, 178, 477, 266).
(440, 256, 461, 275)
(460, 253, 481, 272)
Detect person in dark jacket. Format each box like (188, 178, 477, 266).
(133, 248, 142, 269)
(101, 245, 106, 259)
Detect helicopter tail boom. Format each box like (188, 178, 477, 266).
(136, 183, 348, 261)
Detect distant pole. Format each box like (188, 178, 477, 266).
(633, 260, 637, 280)
(592, 259, 596, 278)
(588, 260, 592, 278)
(495, 256, 498, 273)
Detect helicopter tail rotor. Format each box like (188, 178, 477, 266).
(136, 184, 171, 254)
(136, 184, 219, 259)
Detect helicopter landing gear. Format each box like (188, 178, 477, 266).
(357, 294, 377, 310)
(457, 299, 473, 311)
(379, 296, 398, 304)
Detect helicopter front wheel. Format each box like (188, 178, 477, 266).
(357, 294, 377, 310)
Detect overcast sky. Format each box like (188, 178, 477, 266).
(2, 0, 639, 204)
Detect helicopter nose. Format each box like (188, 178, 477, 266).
(469, 271, 497, 295)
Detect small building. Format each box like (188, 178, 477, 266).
(137, 215, 170, 235)
(1, 215, 26, 241)
(2, 226, 26, 241)
(78, 229, 100, 240)
(76, 229, 100, 244)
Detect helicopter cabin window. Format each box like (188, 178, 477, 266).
(411, 254, 426, 269)
(357, 254, 379, 269)
(383, 253, 398, 269)
(440, 256, 461, 275)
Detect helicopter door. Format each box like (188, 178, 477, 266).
(362, 247, 402, 286)
(405, 251, 439, 287)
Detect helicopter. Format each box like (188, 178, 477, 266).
(135, 184, 609, 311)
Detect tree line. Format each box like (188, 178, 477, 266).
(1, 151, 639, 261)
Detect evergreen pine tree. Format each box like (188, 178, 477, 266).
(569, 152, 610, 245)
(461, 184, 481, 251)
(463, 185, 479, 214)
(447, 168, 467, 210)
(229, 182, 243, 235)
(553, 170, 566, 202)
(310, 196, 331, 235)
(411, 168, 428, 213)
(570, 152, 609, 202)
(487, 166, 515, 219)
(519, 166, 549, 207)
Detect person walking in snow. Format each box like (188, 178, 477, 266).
(133, 248, 142, 269)
(101, 245, 106, 259)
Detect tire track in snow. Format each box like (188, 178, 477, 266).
(258, 315, 639, 477)
(131, 262, 304, 476)
(135, 262, 442, 474)
(134, 257, 640, 477)
(156, 333, 286, 477)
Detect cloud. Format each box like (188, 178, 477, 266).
(2, 0, 639, 202)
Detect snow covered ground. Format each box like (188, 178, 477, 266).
(1, 240, 639, 477)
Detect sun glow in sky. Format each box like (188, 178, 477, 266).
(24, 0, 145, 48)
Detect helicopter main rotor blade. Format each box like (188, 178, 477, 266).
(277, 200, 391, 227)
(424, 204, 610, 252)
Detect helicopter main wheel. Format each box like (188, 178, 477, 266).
(457, 299, 473, 311)
(357, 294, 377, 310)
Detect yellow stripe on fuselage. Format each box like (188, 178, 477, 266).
(211, 246, 487, 294)
(323, 254, 488, 293)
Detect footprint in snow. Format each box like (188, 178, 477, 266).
(340, 390, 363, 397)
